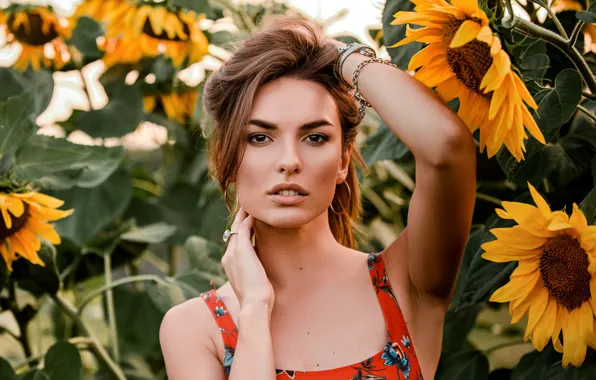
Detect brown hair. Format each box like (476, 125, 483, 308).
(202, 15, 369, 248)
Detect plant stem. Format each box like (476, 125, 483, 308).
(104, 253, 120, 364)
(485, 338, 531, 354)
(577, 104, 596, 122)
(569, 21, 585, 48)
(582, 91, 596, 100)
(51, 293, 126, 380)
(525, 0, 568, 39)
(508, 17, 596, 94)
(168, 244, 179, 277)
(77, 274, 173, 314)
(476, 192, 503, 206)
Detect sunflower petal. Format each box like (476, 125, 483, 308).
(451, 0, 479, 15)
(527, 182, 552, 216)
(26, 218, 61, 244)
(449, 20, 482, 48)
(408, 43, 445, 71)
(500, 201, 554, 237)
(524, 288, 549, 341)
(489, 271, 539, 303)
(531, 297, 557, 351)
(562, 308, 588, 367)
(489, 226, 548, 250)
(495, 208, 513, 219)
(569, 203, 588, 234)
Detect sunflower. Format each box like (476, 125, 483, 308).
(482, 182, 596, 367)
(71, 0, 125, 22)
(0, 5, 72, 71)
(143, 89, 198, 125)
(102, 1, 209, 67)
(0, 191, 73, 271)
(390, 0, 546, 161)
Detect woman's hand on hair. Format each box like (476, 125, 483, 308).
(221, 206, 275, 313)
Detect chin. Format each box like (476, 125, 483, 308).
(256, 207, 320, 229)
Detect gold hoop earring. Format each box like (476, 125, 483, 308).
(224, 189, 239, 213)
(330, 181, 351, 215)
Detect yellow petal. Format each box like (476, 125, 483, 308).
(29, 205, 74, 222)
(476, 26, 492, 44)
(520, 105, 545, 144)
(562, 308, 588, 367)
(524, 288, 549, 341)
(408, 43, 445, 71)
(451, 0, 479, 15)
(500, 201, 554, 237)
(552, 304, 565, 353)
(388, 26, 443, 48)
(495, 208, 513, 219)
(489, 226, 548, 250)
(547, 211, 572, 231)
(449, 20, 482, 48)
(490, 271, 539, 303)
(569, 203, 588, 234)
(26, 218, 61, 245)
(581, 226, 596, 252)
(512, 73, 538, 109)
(413, 61, 454, 87)
(435, 76, 463, 102)
(527, 182, 552, 216)
(531, 297, 557, 351)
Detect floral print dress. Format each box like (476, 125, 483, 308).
(200, 252, 423, 379)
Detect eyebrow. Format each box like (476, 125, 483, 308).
(248, 119, 333, 131)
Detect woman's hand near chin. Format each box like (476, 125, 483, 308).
(221, 206, 275, 313)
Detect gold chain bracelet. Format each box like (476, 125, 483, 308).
(352, 57, 399, 117)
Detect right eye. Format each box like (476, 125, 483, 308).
(248, 133, 270, 145)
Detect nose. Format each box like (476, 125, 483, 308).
(275, 143, 302, 174)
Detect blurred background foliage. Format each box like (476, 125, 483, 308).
(0, 0, 595, 379)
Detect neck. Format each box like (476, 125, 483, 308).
(252, 210, 349, 292)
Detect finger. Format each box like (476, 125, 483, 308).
(236, 215, 254, 245)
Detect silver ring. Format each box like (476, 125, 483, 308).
(223, 229, 238, 243)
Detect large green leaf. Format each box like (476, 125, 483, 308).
(0, 92, 37, 156)
(184, 235, 223, 275)
(0, 68, 54, 117)
(17, 370, 49, 380)
(169, 0, 210, 13)
(361, 121, 409, 166)
(14, 135, 124, 190)
(52, 169, 133, 245)
(456, 214, 517, 311)
(577, 11, 596, 23)
(77, 83, 143, 138)
(0, 357, 16, 380)
(68, 16, 103, 60)
(42, 342, 82, 380)
(435, 349, 489, 379)
(173, 269, 218, 299)
(512, 345, 561, 380)
(120, 222, 177, 244)
(12, 245, 60, 296)
(382, 0, 422, 70)
(497, 69, 583, 183)
(580, 186, 596, 224)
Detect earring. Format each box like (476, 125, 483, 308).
(330, 181, 351, 215)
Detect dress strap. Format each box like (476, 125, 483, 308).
(200, 289, 238, 376)
(367, 252, 417, 349)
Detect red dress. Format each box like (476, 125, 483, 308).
(200, 252, 423, 379)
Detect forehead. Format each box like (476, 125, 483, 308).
(250, 77, 339, 127)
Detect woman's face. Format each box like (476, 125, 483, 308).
(234, 77, 352, 228)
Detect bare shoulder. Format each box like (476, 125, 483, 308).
(159, 296, 226, 379)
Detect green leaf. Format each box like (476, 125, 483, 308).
(497, 69, 583, 182)
(361, 121, 410, 166)
(451, 227, 486, 306)
(17, 370, 49, 380)
(0, 91, 37, 156)
(382, 0, 423, 70)
(577, 11, 596, 23)
(52, 169, 133, 245)
(580, 186, 596, 224)
(120, 222, 177, 243)
(68, 16, 103, 60)
(13, 245, 60, 296)
(441, 305, 482, 353)
(173, 269, 217, 299)
(0, 357, 16, 380)
(77, 83, 143, 138)
(512, 345, 561, 380)
(14, 135, 124, 190)
(456, 214, 517, 311)
(170, 0, 210, 13)
(436, 349, 489, 379)
(184, 235, 223, 275)
(0, 68, 54, 117)
(42, 342, 82, 380)
(521, 54, 550, 82)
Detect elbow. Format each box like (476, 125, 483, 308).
(426, 124, 476, 169)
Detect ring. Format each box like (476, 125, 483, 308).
(223, 229, 238, 243)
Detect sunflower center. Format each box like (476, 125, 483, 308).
(0, 204, 30, 239)
(443, 17, 492, 95)
(7, 13, 58, 46)
(539, 235, 592, 311)
(142, 15, 190, 42)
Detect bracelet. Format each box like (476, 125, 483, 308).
(352, 57, 399, 117)
(334, 43, 376, 89)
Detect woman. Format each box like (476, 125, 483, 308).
(159, 15, 476, 380)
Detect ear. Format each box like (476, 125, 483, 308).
(336, 141, 353, 184)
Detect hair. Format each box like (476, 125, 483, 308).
(202, 15, 369, 249)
